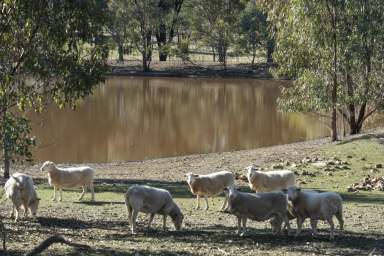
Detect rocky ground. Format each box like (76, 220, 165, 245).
(1, 129, 384, 255)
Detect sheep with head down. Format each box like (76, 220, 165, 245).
(4, 173, 40, 221)
(40, 161, 95, 202)
(125, 185, 184, 234)
(185, 170, 235, 210)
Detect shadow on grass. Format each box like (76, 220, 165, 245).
(73, 201, 125, 206)
(37, 216, 127, 231)
(64, 248, 196, 256)
(94, 178, 193, 199)
(336, 132, 384, 145)
(339, 191, 384, 205)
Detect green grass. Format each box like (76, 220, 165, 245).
(1, 134, 384, 255)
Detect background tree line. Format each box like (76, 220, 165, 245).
(1, 0, 383, 179)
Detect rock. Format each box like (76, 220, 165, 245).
(375, 163, 383, 168)
(347, 155, 353, 159)
(327, 161, 336, 165)
(327, 172, 333, 176)
(272, 163, 284, 169)
(312, 162, 327, 168)
(341, 165, 350, 170)
(348, 175, 384, 192)
(361, 157, 366, 161)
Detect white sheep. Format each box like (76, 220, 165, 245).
(287, 186, 344, 239)
(4, 173, 40, 221)
(225, 186, 290, 236)
(40, 161, 95, 201)
(246, 165, 295, 192)
(185, 171, 235, 210)
(125, 185, 184, 234)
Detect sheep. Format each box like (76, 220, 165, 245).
(225, 186, 290, 236)
(185, 171, 235, 210)
(125, 185, 184, 234)
(270, 200, 296, 234)
(246, 165, 295, 192)
(40, 161, 95, 202)
(287, 186, 344, 239)
(4, 173, 40, 221)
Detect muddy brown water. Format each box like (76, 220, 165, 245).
(28, 76, 381, 163)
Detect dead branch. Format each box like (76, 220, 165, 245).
(25, 235, 91, 256)
(0, 218, 6, 254)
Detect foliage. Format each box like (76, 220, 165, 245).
(238, 0, 268, 65)
(266, 0, 384, 139)
(0, 0, 109, 178)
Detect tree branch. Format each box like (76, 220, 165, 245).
(25, 235, 91, 256)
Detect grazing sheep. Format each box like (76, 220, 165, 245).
(225, 186, 290, 236)
(270, 200, 296, 234)
(186, 171, 235, 210)
(4, 173, 40, 221)
(125, 185, 184, 234)
(40, 161, 95, 202)
(287, 186, 344, 239)
(246, 165, 295, 192)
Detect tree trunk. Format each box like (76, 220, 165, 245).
(117, 43, 124, 62)
(266, 39, 274, 63)
(156, 23, 167, 62)
(2, 111, 10, 179)
(212, 47, 216, 62)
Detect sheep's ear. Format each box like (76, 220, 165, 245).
(297, 188, 301, 192)
(223, 187, 229, 191)
(282, 188, 288, 193)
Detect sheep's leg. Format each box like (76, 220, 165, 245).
(310, 219, 318, 236)
(23, 203, 28, 218)
(131, 210, 139, 234)
(195, 195, 200, 210)
(221, 195, 228, 211)
(162, 215, 167, 231)
(240, 217, 247, 236)
(10, 205, 15, 219)
(327, 217, 335, 239)
(78, 186, 86, 201)
(89, 182, 95, 201)
(335, 212, 344, 231)
(282, 214, 291, 234)
(237, 217, 242, 235)
(204, 196, 209, 210)
(58, 188, 63, 202)
(52, 186, 57, 201)
(126, 204, 132, 225)
(295, 217, 304, 237)
(148, 213, 155, 229)
(14, 205, 21, 222)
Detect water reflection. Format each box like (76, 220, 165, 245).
(30, 77, 330, 163)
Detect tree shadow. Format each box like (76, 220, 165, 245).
(94, 178, 194, 199)
(37, 216, 127, 231)
(336, 132, 384, 145)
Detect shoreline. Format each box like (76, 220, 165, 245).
(107, 62, 278, 79)
(7, 128, 384, 184)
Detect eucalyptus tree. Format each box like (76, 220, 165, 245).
(265, 0, 384, 140)
(128, 0, 158, 71)
(155, 0, 184, 61)
(0, 0, 108, 178)
(238, 0, 268, 66)
(189, 0, 244, 68)
(107, 0, 131, 62)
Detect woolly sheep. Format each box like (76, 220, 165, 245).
(225, 186, 290, 236)
(125, 185, 184, 234)
(4, 173, 40, 221)
(246, 165, 295, 192)
(186, 171, 235, 210)
(287, 186, 344, 239)
(40, 161, 95, 201)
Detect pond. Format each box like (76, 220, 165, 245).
(28, 76, 361, 163)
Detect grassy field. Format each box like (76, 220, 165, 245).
(1, 133, 384, 255)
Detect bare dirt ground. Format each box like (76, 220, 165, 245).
(1, 130, 384, 255)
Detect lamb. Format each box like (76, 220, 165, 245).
(4, 173, 40, 221)
(125, 185, 184, 234)
(225, 186, 290, 236)
(287, 186, 344, 239)
(185, 171, 235, 210)
(246, 165, 295, 192)
(40, 161, 95, 201)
